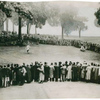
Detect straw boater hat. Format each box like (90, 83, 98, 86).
(40, 62, 43, 65)
(67, 61, 70, 65)
(82, 61, 87, 66)
(77, 63, 80, 66)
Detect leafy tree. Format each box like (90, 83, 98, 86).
(20, 2, 59, 35)
(0, 1, 13, 32)
(95, 8, 100, 26)
(11, 2, 33, 43)
(47, 6, 78, 39)
(25, 2, 50, 34)
(0, 10, 6, 32)
(47, 3, 88, 39)
(75, 21, 87, 38)
(60, 11, 78, 38)
(70, 16, 88, 37)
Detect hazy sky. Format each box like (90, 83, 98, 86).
(5, 1, 100, 36)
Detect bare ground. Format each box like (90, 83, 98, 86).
(0, 81, 100, 99)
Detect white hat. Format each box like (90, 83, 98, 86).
(82, 61, 87, 66)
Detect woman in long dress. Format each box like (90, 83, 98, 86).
(86, 65, 92, 82)
(81, 62, 87, 81)
(49, 63, 54, 81)
(37, 63, 44, 83)
(61, 64, 67, 82)
(67, 62, 72, 81)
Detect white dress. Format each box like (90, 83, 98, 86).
(49, 65, 54, 78)
(80, 46, 85, 52)
(67, 65, 72, 79)
(38, 65, 44, 81)
(86, 66, 92, 80)
(26, 45, 30, 51)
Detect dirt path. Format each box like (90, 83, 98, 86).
(0, 82, 49, 99)
(0, 81, 100, 99)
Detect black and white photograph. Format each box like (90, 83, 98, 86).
(0, 0, 100, 99)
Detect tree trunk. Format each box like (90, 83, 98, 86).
(18, 16, 22, 41)
(0, 23, 4, 32)
(27, 22, 31, 35)
(79, 28, 81, 38)
(27, 22, 29, 35)
(6, 18, 9, 33)
(13, 23, 14, 32)
(2, 23, 4, 31)
(35, 25, 37, 34)
(67, 33, 69, 37)
(62, 26, 64, 39)
(29, 24, 31, 34)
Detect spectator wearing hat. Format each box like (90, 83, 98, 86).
(97, 64, 100, 84)
(44, 62, 49, 82)
(30, 63, 34, 82)
(13, 64, 18, 85)
(49, 63, 54, 81)
(2, 65, 7, 87)
(25, 65, 32, 83)
(77, 63, 82, 81)
(33, 61, 38, 82)
(67, 61, 72, 81)
(86, 64, 92, 82)
(91, 62, 95, 83)
(9, 64, 13, 85)
(61, 64, 67, 82)
(6, 64, 11, 86)
(0, 65, 3, 87)
(81, 61, 87, 81)
(36, 62, 40, 82)
(72, 62, 78, 81)
(65, 61, 68, 78)
(37, 62, 44, 83)
(17, 65, 25, 85)
(58, 62, 62, 81)
(54, 62, 59, 82)
(94, 64, 99, 83)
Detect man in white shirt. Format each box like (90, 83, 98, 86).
(26, 44, 30, 53)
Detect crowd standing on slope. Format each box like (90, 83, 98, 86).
(0, 61, 100, 88)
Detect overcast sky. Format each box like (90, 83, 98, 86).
(5, 1, 100, 36)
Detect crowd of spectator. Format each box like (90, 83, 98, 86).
(0, 32, 100, 53)
(0, 61, 100, 88)
(0, 31, 18, 46)
(23, 34, 100, 53)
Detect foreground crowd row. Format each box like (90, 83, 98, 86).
(0, 61, 100, 88)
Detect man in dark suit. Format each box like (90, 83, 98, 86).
(0, 65, 3, 87)
(34, 61, 39, 82)
(54, 62, 59, 82)
(58, 62, 62, 81)
(30, 63, 34, 82)
(44, 62, 49, 82)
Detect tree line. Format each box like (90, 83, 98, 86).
(0, 1, 89, 43)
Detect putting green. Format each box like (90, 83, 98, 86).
(0, 44, 100, 65)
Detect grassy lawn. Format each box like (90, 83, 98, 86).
(0, 44, 100, 65)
